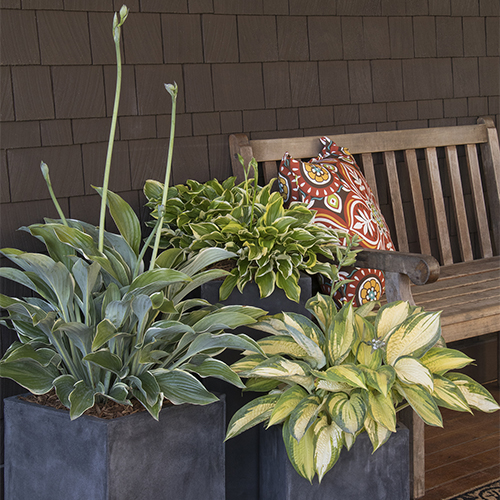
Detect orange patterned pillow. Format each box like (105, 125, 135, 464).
(278, 136, 395, 306)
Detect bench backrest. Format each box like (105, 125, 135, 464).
(229, 117, 500, 267)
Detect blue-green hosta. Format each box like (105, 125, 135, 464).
(144, 176, 359, 303)
(226, 294, 500, 483)
(0, 204, 266, 420)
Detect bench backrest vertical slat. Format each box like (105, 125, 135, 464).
(263, 161, 278, 185)
(478, 118, 500, 253)
(425, 147, 454, 266)
(384, 151, 409, 252)
(445, 145, 474, 262)
(465, 144, 493, 258)
(361, 153, 379, 204)
(405, 149, 432, 256)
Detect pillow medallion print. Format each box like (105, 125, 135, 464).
(278, 136, 395, 306)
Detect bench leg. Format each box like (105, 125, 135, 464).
(400, 407, 426, 499)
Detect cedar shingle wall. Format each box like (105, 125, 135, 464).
(0, 1, 499, 493)
(1, 0, 499, 251)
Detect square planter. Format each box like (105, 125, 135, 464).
(4, 394, 226, 500)
(201, 274, 313, 500)
(260, 423, 410, 500)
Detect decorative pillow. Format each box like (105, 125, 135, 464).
(278, 136, 395, 307)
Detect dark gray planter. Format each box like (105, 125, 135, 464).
(260, 423, 410, 500)
(201, 275, 313, 500)
(4, 394, 226, 500)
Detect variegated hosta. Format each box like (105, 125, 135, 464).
(144, 177, 359, 303)
(0, 195, 266, 420)
(226, 294, 500, 483)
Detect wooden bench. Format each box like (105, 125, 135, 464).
(229, 117, 500, 499)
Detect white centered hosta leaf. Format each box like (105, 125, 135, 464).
(394, 357, 434, 392)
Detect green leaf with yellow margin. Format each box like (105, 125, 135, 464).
(445, 373, 500, 413)
(431, 374, 471, 413)
(386, 311, 441, 366)
(312, 415, 343, 483)
(287, 394, 322, 442)
(367, 389, 396, 432)
(364, 415, 392, 452)
(268, 385, 309, 427)
(327, 390, 367, 435)
(395, 382, 443, 427)
(393, 356, 434, 391)
(420, 347, 473, 375)
(226, 394, 280, 440)
(283, 418, 315, 483)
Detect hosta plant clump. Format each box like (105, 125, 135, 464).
(226, 294, 500, 483)
(144, 162, 359, 303)
(0, 6, 266, 420)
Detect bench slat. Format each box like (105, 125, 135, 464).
(248, 123, 489, 161)
(405, 148, 432, 255)
(425, 147, 454, 265)
(385, 150, 409, 252)
(466, 144, 493, 258)
(445, 146, 474, 262)
(361, 153, 379, 203)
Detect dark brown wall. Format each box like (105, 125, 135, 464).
(1, 0, 499, 253)
(0, 1, 499, 493)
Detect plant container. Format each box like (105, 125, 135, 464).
(4, 394, 226, 500)
(260, 423, 410, 500)
(201, 274, 312, 500)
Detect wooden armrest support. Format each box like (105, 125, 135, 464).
(354, 249, 440, 286)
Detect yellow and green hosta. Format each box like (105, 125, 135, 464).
(226, 294, 500, 483)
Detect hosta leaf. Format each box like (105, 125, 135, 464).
(1, 343, 60, 367)
(364, 415, 393, 452)
(254, 335, 309, 359)
(53, 374, 77, 408)
(305, 293, 337, 332)
(226, 394, 280, 440)
(361, 365, 395, 396)
(394, 356, 434, 392)
(246, 356, 315, 391)
(230, 354, 267, 375)
(367, 390, 396, 432)
(312, 416, 343, 482)
(107, 381, 131, 406)
(268, 385, 309, 427)
(255, 270, 276, 298)
(316, 379, 353, 393)
(84, 349, 123, 375)
(315, 364, 367, 390)
(181, 333, 263, 365)
(283, 418, 315, 483)
(386, 311, 441, 366)
(129, 371, 161, 406)
(328, 390, 367, 435)
(395, 382, 443, 427)
(218, 270, 239, 301)
(244, 377, 281, 392)
(152, 368, 219, 406)
(95, 188, 141, 256)
(431, 375, 471, 413)
(127, 269, 190, 295)
(420, 347, 473, 375)
(192, 310, 258, 333)
(327, 302, 355, 365)
(281, 313, 326, 369)
(0, 358, 56, 394)
(282, 312, 325, 353)
(132, 387, 162, 420)
(57, 322, 93, 356)
(445, 373, 500, 413)
(375, 301, 410, 341)
(183, 358, 245, 389)
(68, 380, 96, 420)
(276, 270, 301, 303)
(288, 394, 323, 442)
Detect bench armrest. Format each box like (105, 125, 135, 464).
(354, 248, 440, 286)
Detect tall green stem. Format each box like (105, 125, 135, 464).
(40, 162, 68, 226)
(98, 6, 128, 253)
(150, 83, 178, 270)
